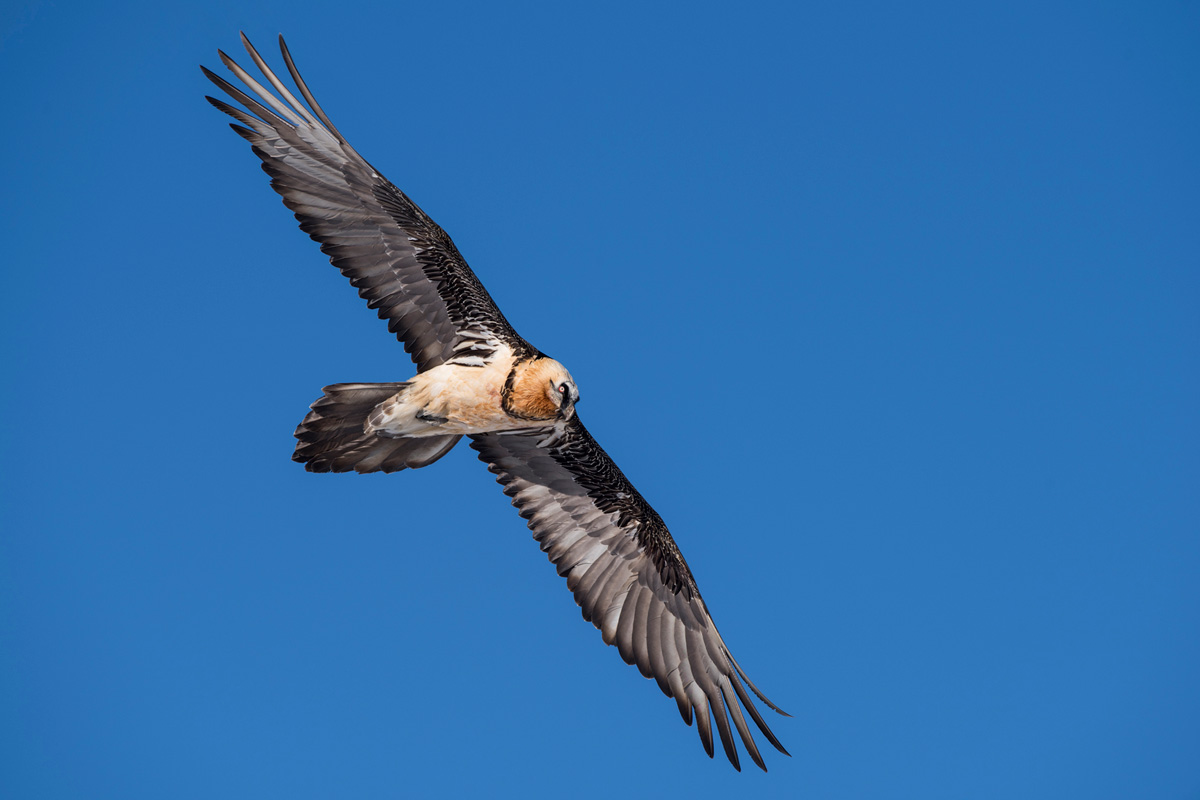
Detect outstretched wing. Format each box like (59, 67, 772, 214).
(469, 417, 790, 771)
(203, 34, 530, 372)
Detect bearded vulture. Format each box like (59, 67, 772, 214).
(203, 33, 789, 771)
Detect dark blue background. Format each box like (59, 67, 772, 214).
(2, 1, 1197, 797)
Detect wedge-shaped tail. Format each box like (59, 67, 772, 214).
(294, 383, 461, 473)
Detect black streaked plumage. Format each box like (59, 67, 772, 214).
(471, 419, 789, 769)
(204, 32, 789, 771)
(202, 39, 532, 372)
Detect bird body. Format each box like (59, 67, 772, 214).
(293, 346, 578, 473)
(365, 356, 523, 439)
(204, 33, 789, 771)
(366, 347, 576, 439)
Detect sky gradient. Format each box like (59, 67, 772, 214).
(2, 1, 1198, 797)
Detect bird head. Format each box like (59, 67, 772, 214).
(545, 363, 579, 419)
(506, 356, 580, 421)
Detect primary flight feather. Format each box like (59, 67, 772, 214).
(203, 33, 789, 771)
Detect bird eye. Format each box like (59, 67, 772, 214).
(558, 384, 568, 394)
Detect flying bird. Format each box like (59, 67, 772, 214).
(203, 33, 789, 771)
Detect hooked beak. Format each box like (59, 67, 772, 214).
(561, 385, 579, 418)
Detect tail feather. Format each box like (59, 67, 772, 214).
(293, 383, 461, 473)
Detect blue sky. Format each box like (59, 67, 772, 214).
(2, 1, 1197, 797)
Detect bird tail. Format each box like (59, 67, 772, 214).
(293, 383, 462, 473)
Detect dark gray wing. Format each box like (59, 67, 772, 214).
(203, 34, 530, 372)
(469, 417, 789, 771)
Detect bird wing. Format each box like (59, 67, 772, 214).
(203, 34, 529, 372)
(470, 417, 790, 771)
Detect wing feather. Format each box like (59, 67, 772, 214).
(628, 580, 655, 677)
(204, 34, 530, 372)
(470, 417, 788, 771)
(692, 686, 716, 758)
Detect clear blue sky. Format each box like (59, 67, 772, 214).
(2, 1, 1197, 797)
